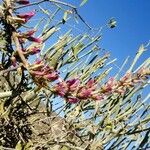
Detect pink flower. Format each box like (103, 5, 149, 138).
(27, 36, 42, 43)
(17, 10, 35, 22)
(25, 29, 36, 36)
(120, 72, 132, 82)
(115, 88, 125, 95)
(54, 82, 68, 97)
(92, 94, 103, 100)
(30, 47, 40, 54)
(86, 79, 96, 88)
(18, 38, 25, 44)
(44, 72, 59, 81)
(103, 77, 115, 93)
(67, 97, 79, 103)
(16, 0, 30, 5)
(86, 79, 97, 91)
(67, 79, 80, 92)
(78, 88, 92, 99)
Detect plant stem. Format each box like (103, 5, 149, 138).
(12, 32, 29, 68)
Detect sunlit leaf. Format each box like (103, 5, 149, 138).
(80, 0, 88, 6)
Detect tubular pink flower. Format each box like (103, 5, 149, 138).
(86, 79, 96, 88)
(25, 29, 36, 36)
(18, 38, 25, 44)
(44, 72, 59, 81)
(30, 47, 40, 55)
(86, 79, 97, 91)
(92, 94, 103, 100)
(67, 79, 80, 92)
(54, 82, 68, 97)
(103, 77, 115, 92)
(78, 88, 92, 99)
(17, 10, 35, 22)
(67, 97, 79, 103)
(27, 36, 42, 43)
(16, 0, 30, 5)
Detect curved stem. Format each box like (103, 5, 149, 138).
(12, 32, 29, 68)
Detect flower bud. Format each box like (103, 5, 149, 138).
(16, 0, 30, 5)
(27, 36, 42, 43)
(17, 10, 35, 22)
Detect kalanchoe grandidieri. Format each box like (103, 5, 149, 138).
(16, 0, 30, 5)
(17, 10, 35, 22)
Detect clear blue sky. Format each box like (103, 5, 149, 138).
(74, 0, 150, 68)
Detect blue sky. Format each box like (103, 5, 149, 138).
(9, 0, 149, 70)
(75, 0, 150, 68)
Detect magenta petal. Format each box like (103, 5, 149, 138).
(86, 79, 95, 88)
(68, 97, 79, 103)
(27, 36, 42, 43)
(105, 77, 115, 91)
(26, 29, 36, 36)
(45, 72, 59, 81)
(67, 79, 80, 91)
(30, 47, 40, 54)
(78, 88, 92, 99)
(17, 10, 35, 22)
(67, 79, 80, 86)
(54, 82, 68, 97)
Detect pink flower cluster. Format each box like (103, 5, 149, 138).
(29, 60, 59, 86)
(10, 0, 58, 85)
(101, 68, 150, 95)
(54, 67, 149, 104)
(11, 1, 42, 66)
(54, 79, 102, 103)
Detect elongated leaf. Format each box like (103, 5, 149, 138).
(80, 0, 88, 6)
